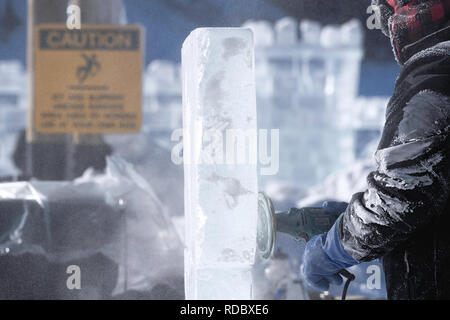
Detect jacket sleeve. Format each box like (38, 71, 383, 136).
(340, 90, 450, 262)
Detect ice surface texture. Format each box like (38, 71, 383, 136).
(182, 28, 258, 300)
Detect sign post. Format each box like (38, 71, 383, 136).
(33, 25, 143, 134)
(26, 0, 141, 180)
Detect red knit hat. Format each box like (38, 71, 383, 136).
(384, 0, 450, 63)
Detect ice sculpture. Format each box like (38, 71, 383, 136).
(341, 19, 364, 46)
(244, 19, 365, 190)
(0, 61, 27, 176)
(320, 25, 342, 47)
(242, 20, 274, 47)
(182, 28, 258, 299)
(142, 60, 182, 145)
(299, 20, 321, 45)
(275, 17, 298, 45)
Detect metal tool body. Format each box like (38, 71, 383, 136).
(257, 192, 355, 299)
(257, 192, 340, 258)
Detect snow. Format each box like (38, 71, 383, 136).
(182, 28, 258, 299)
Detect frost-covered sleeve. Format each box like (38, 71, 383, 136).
(340, 90, 450, 262)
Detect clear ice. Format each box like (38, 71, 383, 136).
(182, 28, 258, 300)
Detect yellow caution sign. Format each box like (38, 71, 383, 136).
(34, 24, 143, 134)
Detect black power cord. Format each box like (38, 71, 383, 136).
(338, 269, 355, 300)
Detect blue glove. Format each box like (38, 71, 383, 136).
(301, 203, 358, 291)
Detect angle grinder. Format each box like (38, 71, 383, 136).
(257, 192, 355, 299)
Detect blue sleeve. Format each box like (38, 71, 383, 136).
(323, 214, 358, 268)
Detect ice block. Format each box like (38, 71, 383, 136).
(182, 28, 258, 300)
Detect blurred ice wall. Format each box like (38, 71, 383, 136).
(0, 60, 27, 176)
(103, 60, 184, 222)
(0, 16, 389, 206)
(244, 18, 387, 192)
(142, 60, 182, 149)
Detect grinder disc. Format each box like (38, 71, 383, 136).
(257, 192, 276, 260)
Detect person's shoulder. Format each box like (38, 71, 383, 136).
(398, 90, 450, 143)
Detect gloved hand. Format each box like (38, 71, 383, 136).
(301, 203, 358, 291)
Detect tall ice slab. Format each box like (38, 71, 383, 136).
(182, 28, 258, 299)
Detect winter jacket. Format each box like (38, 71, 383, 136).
(339, 5, 450, 299)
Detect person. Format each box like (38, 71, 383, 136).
(301, 0, 450, 299)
